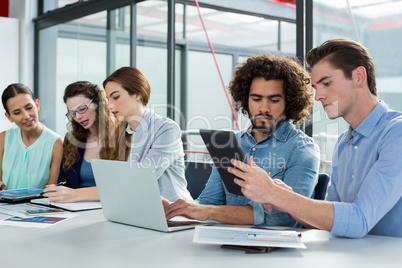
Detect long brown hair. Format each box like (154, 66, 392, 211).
(103, 67, 151, 160)
(63, 81, 119, 171)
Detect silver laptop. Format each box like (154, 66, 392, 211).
(91, 159, 209, 232)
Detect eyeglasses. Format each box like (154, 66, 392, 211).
(66, 99, 93, 120)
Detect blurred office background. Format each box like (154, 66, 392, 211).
(1, 0, 402, 175)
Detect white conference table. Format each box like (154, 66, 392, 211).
(0, 208, 401, 268)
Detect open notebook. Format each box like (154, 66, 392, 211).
(31, 198, 101, 211)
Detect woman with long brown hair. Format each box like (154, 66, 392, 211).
(43, 81, 118, 202)
(103, 67, 192, 202)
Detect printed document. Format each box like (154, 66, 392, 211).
(0, 203, 56, 218)
(0, 214, 78, 228)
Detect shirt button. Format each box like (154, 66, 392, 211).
(252, 148, 256, 151)
(354, 146, 358, 150)
(352, 175, 355, 179)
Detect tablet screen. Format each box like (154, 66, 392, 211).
(200, 129, 246, 196)
(0, 188, 44, 202)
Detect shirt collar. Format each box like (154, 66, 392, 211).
(242, 120, 293, 143)
(126, 109, 150, 134)
(345, 101, 388, 141)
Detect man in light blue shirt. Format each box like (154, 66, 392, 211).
(329, 101, 402, 237)
(164, 54, 320, 226)
(230, 39, 402, 238)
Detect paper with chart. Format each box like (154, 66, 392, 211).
(0, 213, 78, 228)
(193, 226, 306, 249)
(0, 203, 57, 218)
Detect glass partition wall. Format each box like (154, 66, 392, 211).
(35, 0, 298, 162)
(36, 0, 297, 133)
(36, 1, 159, 136)
(312, 0, 402, 175)
(35, 0, 402, 170)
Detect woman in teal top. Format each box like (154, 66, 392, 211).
(0, 83, 63, 190)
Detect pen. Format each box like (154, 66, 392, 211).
(55, 181, 67, 186)
(37, 181, 67, 197)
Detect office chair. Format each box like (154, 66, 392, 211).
(314, 173, 331, 200)
(294, 173, 330, 228)
(184, 162, 213, 199)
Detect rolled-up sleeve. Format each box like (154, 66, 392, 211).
(259, 139, 320, 226)
(196, 165, 227, 205)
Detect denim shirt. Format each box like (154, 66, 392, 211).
(197, 121, 320, 226)
(329, 101, 402, 238)
(128, 110, 193, 202)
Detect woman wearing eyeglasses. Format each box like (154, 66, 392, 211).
(0, 83, 63, 190)
(103, 67, 192, 202)
(43, 81, 118, 202)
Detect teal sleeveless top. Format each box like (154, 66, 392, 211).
(2, 126, 60, 189)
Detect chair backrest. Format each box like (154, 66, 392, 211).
(185, 162, 213, 199)
(185, 163, 330, 201)
(314, 173, 330, 200)
(294, 173, 331, 228)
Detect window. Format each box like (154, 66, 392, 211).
(43, 0, 80, 13)
(38, 8, 124, 136)
(35, 0, 298, 154)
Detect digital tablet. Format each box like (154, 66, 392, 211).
(0, 188, 43, 203)
(199, 129, 246, 196)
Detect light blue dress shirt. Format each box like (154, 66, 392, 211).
(197, 121, 320, 226)
(329, 101, 402, 238)
(128, 109, 193, 202)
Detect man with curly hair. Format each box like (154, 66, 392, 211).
(164, 54, 320, 227)
(230, 39, 402, 238)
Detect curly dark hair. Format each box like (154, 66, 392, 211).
(229, 54, 313, 125)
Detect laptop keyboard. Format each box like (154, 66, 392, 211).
(167, 221, 203, 227)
